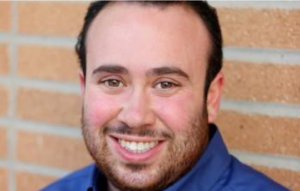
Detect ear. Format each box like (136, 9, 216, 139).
(79, 70, 86, 97)
(206, 72, 224, 123)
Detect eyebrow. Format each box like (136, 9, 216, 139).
(92, 64, 129, 75)
(92, 64, 189, 80)
(147, 66, 190, 79)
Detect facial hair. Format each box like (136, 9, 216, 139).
(82, 107, 209, 191)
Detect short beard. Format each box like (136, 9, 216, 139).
(82, 107, 209, 191)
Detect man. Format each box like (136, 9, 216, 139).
(42, 1, 288, 191)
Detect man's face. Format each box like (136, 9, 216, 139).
(82, 3, 212, 191)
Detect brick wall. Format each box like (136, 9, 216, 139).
(0, 1, 299, 191)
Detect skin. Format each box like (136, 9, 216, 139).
(80, 2, 224, 191)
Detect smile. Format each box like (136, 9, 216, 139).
(118, 139, 159, 154)
(109, 134, 165, 162)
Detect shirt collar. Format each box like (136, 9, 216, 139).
(89, 165, 107, 191)
(87, 124, 231, 191)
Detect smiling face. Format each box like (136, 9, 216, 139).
(81, 2, 220, 191)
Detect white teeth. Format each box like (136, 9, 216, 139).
(137, 142, 143, 150)
(118, 139, 158, 153)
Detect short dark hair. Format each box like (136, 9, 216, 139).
(75, 1, 223, 96)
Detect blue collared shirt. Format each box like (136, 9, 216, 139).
(41, 124, 288, 191)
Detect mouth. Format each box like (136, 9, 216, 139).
(118, 139, 159, 154)
(109, 134, 165, 162)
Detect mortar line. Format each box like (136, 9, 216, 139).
(221, 99, 300, 118)
(230, 150, 300, 171)
(0, 77, 10, 85)
(0, 159, 10, 168)
(16, 78, 81, 94)
(0, 32, 76, 47)
(15, 162, 70, 178)
(0, 76, 80, 94)
(0, 117, 82, 138)
(0, 158, 70, 178)
(224, 47, 300, 65)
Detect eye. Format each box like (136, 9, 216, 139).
(155, 81, 178, 89)
(101, 79, 124, 88)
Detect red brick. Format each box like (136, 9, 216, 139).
(18, 45, 78, 82)
(0, 44, 9, 75)
(217, 111, 300, 157)
(16, 88, 81, 127)
(18, 2, 88, 37)
(218, 8, 300, 49)
(16, 171, 57, 191)
(16, 131, 92, 170)
(0, 128, 7, 159)
(0, 84, 9, 117)
(0, 168, 8, 191)
(223, 61, 300, 104)
(0, 2, 11, 31)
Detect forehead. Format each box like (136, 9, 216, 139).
(86, 2, 211, 77)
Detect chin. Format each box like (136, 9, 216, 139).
(100, 161, 171, 191)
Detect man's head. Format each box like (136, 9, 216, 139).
(77, 1, 224, 191)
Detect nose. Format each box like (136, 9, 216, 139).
(117, 89, 156, 129)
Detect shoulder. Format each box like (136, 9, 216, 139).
(40, 164, 96, 191)
(212, 157, 289, 191)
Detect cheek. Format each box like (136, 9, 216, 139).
(153, 93, 203, 132)
(84, 90, 121, 130)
